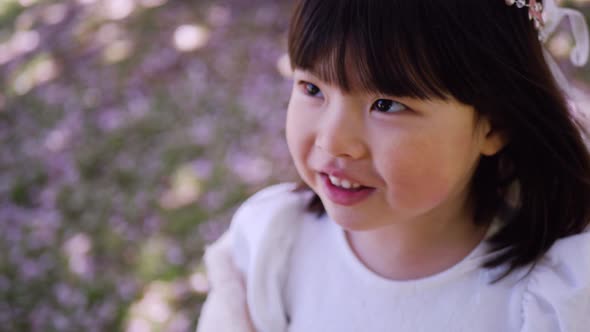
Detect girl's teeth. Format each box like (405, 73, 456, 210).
(328, 175, 361, 189)
(341, 179, 352, 189)
(329, 175, 341, 186)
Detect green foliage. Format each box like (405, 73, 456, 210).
(0, 0, 23, 30)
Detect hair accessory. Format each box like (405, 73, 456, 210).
(539, 0, 589, 64)
(506, 0, 590, 96)
(505, 0, 544, 30)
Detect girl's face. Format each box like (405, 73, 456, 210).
(286, 69, 505, 230)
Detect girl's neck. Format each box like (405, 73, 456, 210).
(344, 211, 489, 281)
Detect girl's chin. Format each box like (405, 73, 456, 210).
(323, 207, 379, 232)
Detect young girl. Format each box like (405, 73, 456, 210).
(197, 0, 590, 331)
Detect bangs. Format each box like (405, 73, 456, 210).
(287, 0, 497, 101)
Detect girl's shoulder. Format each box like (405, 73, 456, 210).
(198, 183, 307, 332)
(227, 183, 311, 264)
(519, 230, 590, 332)
(226, 183, 312, 331)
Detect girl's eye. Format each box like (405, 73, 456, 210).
(302, 82, 323, 97)
(371, 99, 407, 113)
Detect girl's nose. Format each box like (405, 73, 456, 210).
(314, 103, 367, 160)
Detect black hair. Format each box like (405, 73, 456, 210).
(288, 0, 590, 278)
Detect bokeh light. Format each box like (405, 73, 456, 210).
(173, 24, 210, 52)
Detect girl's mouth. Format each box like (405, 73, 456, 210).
(320, 173, 375, 206)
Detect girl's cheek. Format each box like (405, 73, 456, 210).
(285, 103, 316, 177)
(380, 143, 454, 209)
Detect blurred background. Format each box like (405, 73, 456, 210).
(1, 0, 590, 331)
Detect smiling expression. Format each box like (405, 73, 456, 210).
(286, 69, 505, 231)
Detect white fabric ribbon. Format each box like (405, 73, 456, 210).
(538, 0, 590, 95)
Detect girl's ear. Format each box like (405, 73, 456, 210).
(479, 119, 508, 156)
